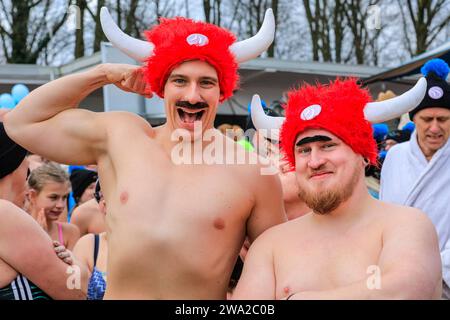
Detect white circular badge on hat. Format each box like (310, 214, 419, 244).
(300, 104, 322, 121)
(428, 86, 443, 100)
(186, 34, 209, 47)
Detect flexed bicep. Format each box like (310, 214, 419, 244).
(6, 108, 107, 165)
(3, 63, 147, 165)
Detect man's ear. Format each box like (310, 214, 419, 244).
(363, 158, 369, 167)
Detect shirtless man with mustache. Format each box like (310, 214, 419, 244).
(4, 8, 286, 299)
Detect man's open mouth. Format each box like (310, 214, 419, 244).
(177, 107, 205, 124)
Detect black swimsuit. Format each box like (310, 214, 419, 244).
(0, 274, 51, 300)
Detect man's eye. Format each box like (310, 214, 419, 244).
(298, 148, 310, 155)
(323, 143, 336, 149)
(174, 78, 186, 84)
(201, 80, 214, 87)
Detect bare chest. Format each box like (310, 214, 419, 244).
(105, 153, 253, 261)
(274, 226, 383, 298)
(103, 135, 254, 280)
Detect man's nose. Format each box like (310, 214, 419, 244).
(307, 149, 327, 169)
(429, 120, 441, 134)
(184, 84, 203, 104)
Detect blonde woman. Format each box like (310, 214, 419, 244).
(28, 163, 80, 250)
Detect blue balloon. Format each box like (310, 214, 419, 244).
(372, 123, 388, 142)
(402, 122, 415, 133)
(0, 93, 16, 109)
(11, 84, 29, 103)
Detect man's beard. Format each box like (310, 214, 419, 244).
(297, 165, 361, 215)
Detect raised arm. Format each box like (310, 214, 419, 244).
(3, 63, 151, 165)
(0, 200, 88, 299)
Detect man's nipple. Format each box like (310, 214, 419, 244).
(213, 217, 225, 230)
(120, 191, 129, 204)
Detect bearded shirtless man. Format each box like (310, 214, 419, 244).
(233, 78, 442, 299)
(4, 8, 285, 299)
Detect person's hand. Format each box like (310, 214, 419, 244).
(239, 237, 251, 262)
(102, 63, 153, 98)
(53, 241, 73, 265)
(279, 159, 292, 175)
(35, 208, 48, 231)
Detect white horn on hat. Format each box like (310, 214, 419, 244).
(364, 77, 427, 123)
(100, 7, 154, 62)
(229, 9, 275, 63)
(250, 94, 285, 141)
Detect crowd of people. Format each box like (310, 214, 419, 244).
(0, 6, 449, 300)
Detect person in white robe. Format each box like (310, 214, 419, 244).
(381, 58, 450, 299)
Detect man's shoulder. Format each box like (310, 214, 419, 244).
(234, 155, 280, 182)
(100, 111, 153, 132)
(0, 200, 23, 217)
(0, 200, 38, 233)
(0, 199, 13, 209)
(257, 214, 308, 240)
(377, 200, 433, 229)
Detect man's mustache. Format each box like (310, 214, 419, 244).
(176, 101, 209, 110)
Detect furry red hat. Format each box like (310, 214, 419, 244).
(144, 18, 238, 103)
(280, 79, 378, 168)
(100, 7, 275, 104)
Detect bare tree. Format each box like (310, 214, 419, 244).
(302, 0, 347, 62)
(74, 0, 87, 58)
(184, 0, 190, 17)
(203, 0, 222, 25)
(230, 0, 277, 57)
(343, 0, 382, 65)
(0, 0, 71, 64)
(89, 0, 106, 53)
(124, 0, 139, 34)
(399, 0, 450, 56)
(83, 0, 178, 57)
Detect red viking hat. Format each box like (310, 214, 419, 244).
(100, 7, 275, 102)
(281, 79, 376, 166)
(250, 77, 428, 169)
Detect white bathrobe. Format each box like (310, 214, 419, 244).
(380, 131, 450, 287)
